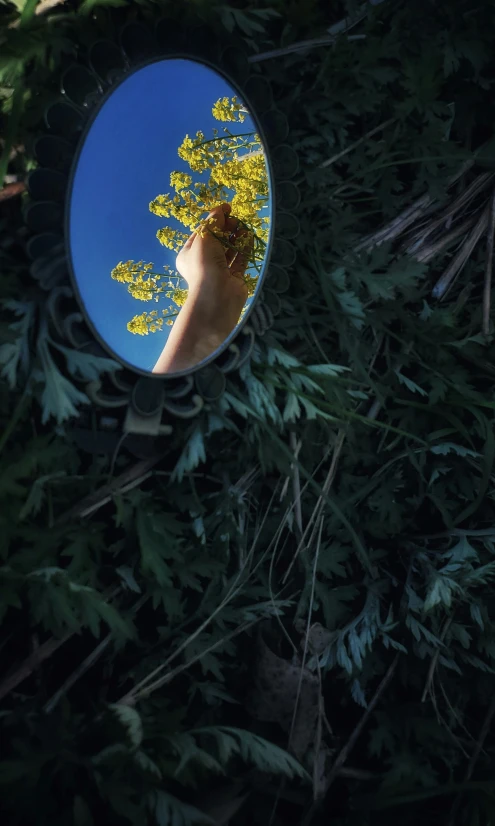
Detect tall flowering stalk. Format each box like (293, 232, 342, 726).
(110, 96, 270, 336)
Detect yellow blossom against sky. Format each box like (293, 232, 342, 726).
(111, 96, 270, 336)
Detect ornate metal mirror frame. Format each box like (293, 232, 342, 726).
(24, 9, 300, 454)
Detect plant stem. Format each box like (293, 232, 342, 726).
(324, 654, 400, 792)
(482, 188, 495, 335)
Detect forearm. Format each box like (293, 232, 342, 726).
(152, 286, 246, 374)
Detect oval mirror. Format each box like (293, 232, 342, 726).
(68, 58, 273, 375)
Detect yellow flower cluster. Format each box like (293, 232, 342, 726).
(212, 96, 245, 123)
(111, 260, 154, 283)
(127, 310, 164, 336)
(113, 97, 270, 337)
(151, 97, 269, 287)
(127, 306, 180, 336)
(170, 171, 192, 191)
(111, 259, 178, 303)
(165, 286, 188, 307)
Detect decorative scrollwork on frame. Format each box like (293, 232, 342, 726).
(24, 9, 300, 456)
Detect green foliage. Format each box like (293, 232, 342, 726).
(3, 2, 495, 826)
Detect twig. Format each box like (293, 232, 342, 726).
(421, 614, 453, 703)
(288, 516, 324, 759)
(0, 587, 120, 704)
(327, 3, 368, 35)
(355, 159, 475, 253)
(0, 633, 72, 702)
(9, 0, 66, 27)
(290, 432, 303, 538)
(320, 117, 396, 169)
(324, 654, 400, 792)
(247, 34, 366, 64)
(403, 171, 494, 257)
(119, 487, 284, 704)
(44, 634, 112, 713)
(44, 593, 148, 713)
(449, 694, 495, 825)
(410, 215, 477, 264)
(482, 188, 495, 335)
(0, 181, 25, 202)
(356, 193, 435, 252)
(122, 618, 260, 703)
(282, 429, 346, 585)
(432, 204, 489, 300)
(57, 454, 167, 523)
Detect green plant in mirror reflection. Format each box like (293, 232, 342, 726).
(109, 96, 270, 337)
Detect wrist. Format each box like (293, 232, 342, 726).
(186, 276, 248, 316)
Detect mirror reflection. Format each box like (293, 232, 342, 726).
(68, 59, 272, 374)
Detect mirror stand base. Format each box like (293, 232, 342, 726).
(124, 406, 169, 437)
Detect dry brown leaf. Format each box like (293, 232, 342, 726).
(247, 626, 320, 760)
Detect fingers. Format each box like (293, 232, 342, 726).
(206, 202, 231, 232)
(181, 232, 196, 252)
(225, 215, 240, 235)
(178, 202, 231, 260)
(230, 228, 254, 278)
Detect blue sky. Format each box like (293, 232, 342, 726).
(69, 58, 271, 373)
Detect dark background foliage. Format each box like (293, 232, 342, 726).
(2, 0, 495, 824)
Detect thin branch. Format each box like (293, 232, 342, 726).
(449, 694, 495, 825)
(410, 215, 477, 264)
(247, 34, 366, 64)
(0, 181, 25, 202)
(288, 516, 324, 758)
(57, 454, 167, 523)
(0, 633, 72, 702)
(421, 614, 453, 703)
(290, 432, 303, 539)
(324, 654, 400, 792)
(432, 204, 489, 300)
(482, 188, 495, 335)
(119, 485, 284, 704)
(327, 3, 369, 35)
(44, 634, 112, 713)
(320, 117, 396, 169)
(44, 594, 148, 713)
(0, 586, 120, 703)
(282, 429, 346, 585)
(404, 171, 494, 252)
(355, 159, 475, 253)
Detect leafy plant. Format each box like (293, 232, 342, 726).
(4, 2, 495, 826)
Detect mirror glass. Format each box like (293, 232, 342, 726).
(68, 59, 273, 375)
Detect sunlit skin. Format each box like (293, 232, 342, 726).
(152, 203, 253, 374)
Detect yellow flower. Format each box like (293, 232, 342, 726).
(116, 95, 270, 337)
(170, 171, 193, 191)
(212, 96, 246, 123)
(156, 227, 189, 252)
(171, 287, 188, 307)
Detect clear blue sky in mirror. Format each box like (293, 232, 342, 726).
(69, 59, 272, 373)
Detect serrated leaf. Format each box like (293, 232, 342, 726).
(395, 370, 428, 397)
(0, 300, 35, 387)
(116, 566, 141, 594)
(470, 602, 484, 630)
(351, 678, 367, 708)
(430, 442, 479, 458)
(306, 363, 350, 377)
(283, 391, 301, 422)
(52, 342, 122, 381)
(149, 790, 213, 826)
(172, 426, 206, 483)
(109, 703, 143, 749)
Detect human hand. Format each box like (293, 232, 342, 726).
(152, 203, 253, 374)
(176, 202, 253, 305)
